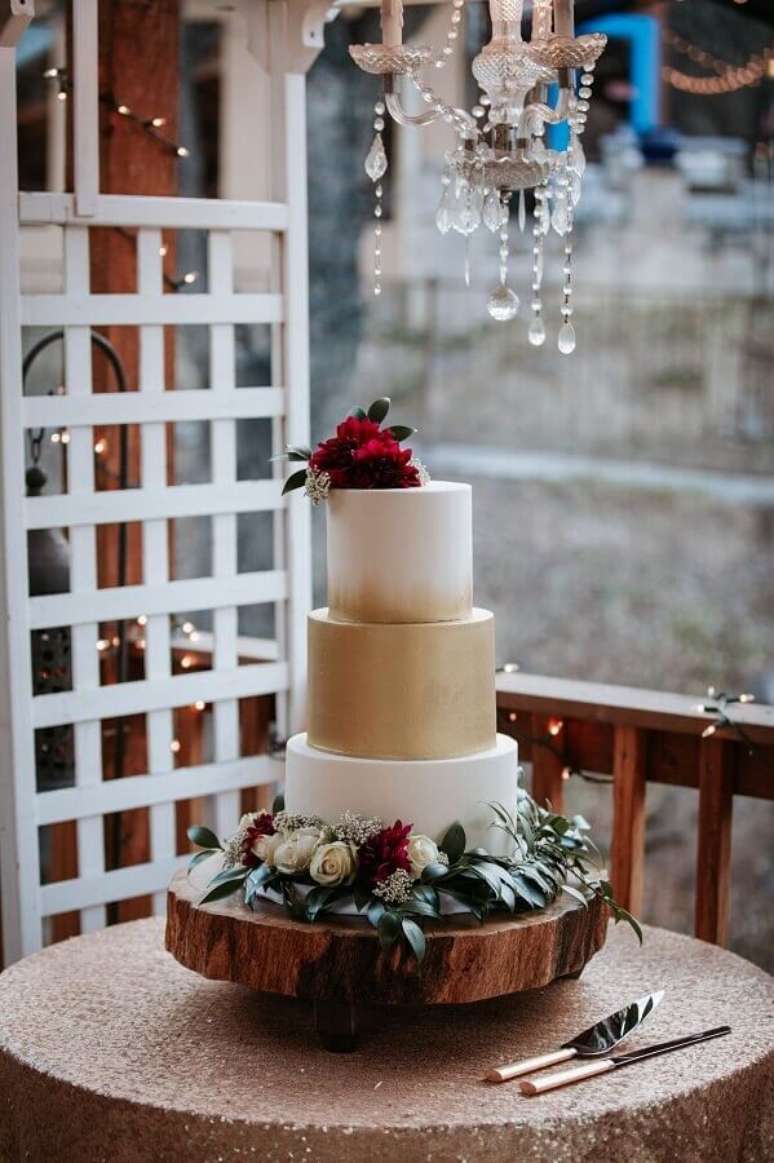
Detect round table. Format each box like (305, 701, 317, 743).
(0, 919, 772, 1163)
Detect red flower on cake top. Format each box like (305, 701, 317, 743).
(277, 398, 428, 502)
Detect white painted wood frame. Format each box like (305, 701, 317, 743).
(0, 0, 317, 961)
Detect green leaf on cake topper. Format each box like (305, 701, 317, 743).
(349, 406, 368, 419)
(386, 425, 416, 443)
(270, 446, 311, 463)
(366, 397, 391, 424)
(282, 468, 308, 495)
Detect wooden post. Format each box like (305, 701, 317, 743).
(90, 0, 179, 920)
(610, 725, 647, 914)
(695, 738, 734, 945)
(530, 713, 566, 813)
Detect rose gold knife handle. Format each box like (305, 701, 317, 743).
(519, 1058, 616, 1095)
(486, 1047, 577, 1083)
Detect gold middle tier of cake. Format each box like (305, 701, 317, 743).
(307, 607, 496, 761)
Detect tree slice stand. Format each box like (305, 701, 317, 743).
(166, 870, 607, 1051)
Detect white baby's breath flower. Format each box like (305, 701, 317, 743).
(410, 457, 431, 485)
(334, 810, 383, 847)
(304, 467, 331, 506)
(372, 869, 414, 906)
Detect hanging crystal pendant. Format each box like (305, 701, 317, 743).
(568, 134, 586, 177)
(483, 189, 502, 232)
(487, 284, 520, 322)
(558, 321, 576, 354)
(528, 317, 546, 347)
(436, 190, 452, 234)
(552, 193, 571, 236)
(365, 132, 388, 181)
(487, 205, 519, 322)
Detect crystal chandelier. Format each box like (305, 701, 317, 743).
(350, 0, 607, 354)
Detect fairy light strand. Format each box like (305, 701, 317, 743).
(662, 30, 774, 96)
(43, 67, 190, 157)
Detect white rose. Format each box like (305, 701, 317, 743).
(407, 834, 440, 878)
(251, 831, 282, 866)
(310, 841, 357, 887)
(273, 827, 321, 875)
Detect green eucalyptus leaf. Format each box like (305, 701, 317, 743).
(439, 821, 466, 865)
(367, 397, 391, 423)
(400, 898, 441, 920)
(401, 917, 426, 965)
(305, 885, 336, 921)
(421, 861, 450, 883)
(272, 792, 285, 815)
(511, 873, 546, 908)
(349, 406, 367, 419)
(206, 866, 250, 889)
(200, 873, 248, 905)
(377, 909, 402, 951)
(412, 883, 440, 911)
(282, 468, 308, 496)
(562, 883, 589, 907)
(187, 824, 222, 851)
(386, 425, 416, 443)
(353, 881, 372, 912)
(188, 848, 218, 872)
(367, 899, 386, 928)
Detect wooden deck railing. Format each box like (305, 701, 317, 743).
(496, 673, 774, 947)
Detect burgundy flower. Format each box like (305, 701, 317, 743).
(357, 820, 413, 886)
(308, 416, 420, 491)
(309, 416, 382, 486)
(350, 435, 421, 489)
(241, 811, 276, 869)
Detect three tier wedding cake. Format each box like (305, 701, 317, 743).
(187, 401, 628, 967)
(285, 481, 519, 854)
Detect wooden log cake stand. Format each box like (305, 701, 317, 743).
(166, 869, 608, 1049)
(1, 919, 772, 1162)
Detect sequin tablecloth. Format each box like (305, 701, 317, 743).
(0, 918, 772, 1162)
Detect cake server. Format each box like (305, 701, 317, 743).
(485, 990, 664, 1083)
(519, 1024, 731, 1095)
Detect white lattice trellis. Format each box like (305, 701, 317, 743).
(0, 0, 324, 961)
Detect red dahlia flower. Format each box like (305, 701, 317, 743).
(241, 811, 276, 869)
(357, 820, 413, 886)
(309, 417, 420, 490)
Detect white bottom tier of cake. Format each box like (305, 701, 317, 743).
(284, 732, 519, 857)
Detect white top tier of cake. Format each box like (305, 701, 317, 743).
(326, 481, 472, 624)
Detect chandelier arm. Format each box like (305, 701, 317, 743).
(385, 89, 440, 127)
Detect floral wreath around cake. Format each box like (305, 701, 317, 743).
(188, 790, 641, 967)
(277, 397, 429, 503)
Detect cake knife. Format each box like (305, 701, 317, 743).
(519, 1024, 731, 1094)
(485, 990, 664, 1083)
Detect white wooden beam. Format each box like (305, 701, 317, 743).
(0, 43, 42, 960)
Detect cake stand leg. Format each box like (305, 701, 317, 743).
(315, 1001, 359, 1052)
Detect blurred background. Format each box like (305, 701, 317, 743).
(16, 0, 773, 966)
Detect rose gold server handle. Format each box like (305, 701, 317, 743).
(486, 1047, 576, 1083)
(519, 1058, 616, 1095)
